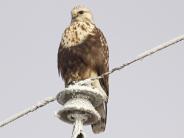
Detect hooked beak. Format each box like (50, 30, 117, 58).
(72, 13, 78, 19)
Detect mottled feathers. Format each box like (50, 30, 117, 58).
(57, 5, 109, 134)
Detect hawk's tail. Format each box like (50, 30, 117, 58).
(91, 103, 107, 134)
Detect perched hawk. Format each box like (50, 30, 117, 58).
(57, 5, 109, 134)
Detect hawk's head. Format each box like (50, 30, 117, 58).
(71, 5, 94, 23)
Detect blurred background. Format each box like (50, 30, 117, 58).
(0, 0, 184, 138)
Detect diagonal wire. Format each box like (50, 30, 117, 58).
(0, 34, 183, 128)
(0, 97, 56, 127)
(76, 34, 184, 85)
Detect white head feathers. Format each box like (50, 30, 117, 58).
(71, 5, 94, 23)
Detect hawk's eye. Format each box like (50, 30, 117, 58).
(78, 11, 84, 14)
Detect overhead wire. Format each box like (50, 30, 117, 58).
(0, 34, 183, 128)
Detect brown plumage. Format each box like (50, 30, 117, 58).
(57, 5, 109, 134)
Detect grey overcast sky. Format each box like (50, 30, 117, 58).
(0, 0, 184, 138)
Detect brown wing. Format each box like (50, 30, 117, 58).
(91, 28, 109, 133)
(96, 28, 109, 97)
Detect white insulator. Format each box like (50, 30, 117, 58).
(57, 84, 107, 107)
(56, 83, 107, 138)
(56, 98, 100, 125)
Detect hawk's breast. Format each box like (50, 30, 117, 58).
(61, 21, 95, 48)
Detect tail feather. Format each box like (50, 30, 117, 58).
(91, 103, 107, 134)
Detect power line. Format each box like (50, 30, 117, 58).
(0, 34, 183, 128)
(76, 34, 184, 85)
(0, 97, 56, 127)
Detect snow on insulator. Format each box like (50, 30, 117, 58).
(56, 83, 107, 138)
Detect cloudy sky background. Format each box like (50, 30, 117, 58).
(0, 0, 184, 138)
